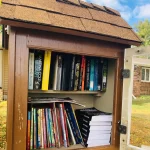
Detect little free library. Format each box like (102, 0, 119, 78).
(0, 0, 141, 150)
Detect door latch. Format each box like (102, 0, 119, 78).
(122, 69, 130, 78)
(118, 121, 127, 134)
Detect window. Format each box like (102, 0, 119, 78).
(141, 67, 150, 82)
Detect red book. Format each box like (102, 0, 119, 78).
(42, 109, 47, 148)
(27, 111, 31, 150)
(62, 103, 69, 147)
(56, 108, 63, 146)
(81, 56, 86, 91)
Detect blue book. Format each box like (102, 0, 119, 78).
(94, 59, 98, 91)
(45, 108, 50, 147)
(64, 103, 83, 144)
(89, 59, 94, 91)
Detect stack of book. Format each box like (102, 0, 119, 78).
(28, 50, 108, 92)
(27, 101, 84, 150)
(75, 107, 112, 147)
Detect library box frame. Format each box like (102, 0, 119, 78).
(6, 26, 139, 150)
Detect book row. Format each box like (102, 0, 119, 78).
(27, 102, 83, 150)
(28, 50, 108, 91)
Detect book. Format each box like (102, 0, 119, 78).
(89, 59, 94, 91)
(30, 108, 34, 149)
(42, 109, 47, 148)
(74, 56, 81, 91)
(40, 109, 44, 149)
(53, 55, 63, 90)
(42, 50, 51, 90)
(69, 55, 76, 90)
(34, 51, 44, 90)
(93, 58, 99, 91)
(33, 108, 37, 149)
(85, 57, 90, 90)
(28, 52, 34, 90)
(37, 109, 41, 148)
(27, 111, 31, 150)
(78, 56, 86, 91)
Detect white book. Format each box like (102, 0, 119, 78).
(90, 125, 112, 131)
(89, 130, 111, 136)
(91, 115, 112, 122)
(89, 121, 112, 126)
(53, 55, 58, 90)
(88, 141, 110, 147)
(87, 139, 110, 145)
(88, 133, 111, 141)
(28, 52, 34, 90)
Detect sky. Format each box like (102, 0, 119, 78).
(85, 0, 150, 27)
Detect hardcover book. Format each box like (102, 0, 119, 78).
(89, 59, 94, 91)
(34, 51, 44, 90)
(85, 57, 90, 90)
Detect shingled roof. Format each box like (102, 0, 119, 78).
(0, 0, 142, 45)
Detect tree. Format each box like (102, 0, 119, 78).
(134, 20, 150, 46)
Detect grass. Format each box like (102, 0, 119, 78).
(0, 101, 7, 150)
(130, 95, 150, 147)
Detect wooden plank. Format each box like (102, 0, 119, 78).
(13, 32, 28, 150)
(7, 28, 16, 150)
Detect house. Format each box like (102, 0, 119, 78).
(0, 0, 141, 150)
(133, 57, 150, 97)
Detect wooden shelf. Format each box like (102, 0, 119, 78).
(36, 144, 85, 150)
(28, 90, 102, 96)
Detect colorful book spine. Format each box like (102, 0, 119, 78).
(81, 56, 86, 91)
(94, 58, 98, 91)
(49, 109, 55, 147)
(59, 104, 68, 147)
(34, 51, 44, 90)
(89, 59, 94, 91)
(85, 58, 90, 90)
(74, 56, 81, 91)
(28, 52, 34, 90)
(45, 109, 50, 148)
(33, 108, 37, 149)
(30, 108, 34, 150)
(42, 50, 51, 90)
(42, 109, 47, 148)
(37, 109, 41, 148)
(69, 56, 75, 90)
(40, 109, 44, 149)
(27, 111, 31, 150)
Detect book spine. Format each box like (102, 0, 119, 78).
(81, 56, 86, 91)
(42, 109, 47, 148)
(59, 104, 68, 147)
(40, 109, 44, 149)
(34, 51, 43, 89)
(93, 58, 98, 91)
(45, 108, 50, 148)
(56, 55, 63, 90)
(33, 108, 37, 149)
(65, 110, 76, 145)
(42, 51, 51, 90)
(53, 55, 58, 90)
(89, 59, 94, 91)
(27, 111, 31, 150)
(30, 108, 34, 150)
(98, 58, 103, 91)
(28, 52, 34, 90)
(49, 109, 55, 147)
(69, 56, 75, 90)
(101, 59, 108, 91)
(37, 109, 41, 148)
(74, 56, 81, 91)
(85, 58, 90, 90)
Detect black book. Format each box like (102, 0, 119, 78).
(74, 56, 81, 91)
(85, 57, 90, 90)
(69, 55, 76, 90)
(61, 54, 72, 91)
(33, 51, 44, 90)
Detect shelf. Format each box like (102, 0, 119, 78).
(36, 144, 85, 150)
(28, 90, 102, 96)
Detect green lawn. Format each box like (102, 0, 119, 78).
(130, 95, 150, 147)
(0, 101, 7, 150)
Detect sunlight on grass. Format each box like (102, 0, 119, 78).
(130, 95, 150, 147)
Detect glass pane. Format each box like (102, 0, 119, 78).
(131, 65, 150, 148)
(142, 69, 145, 80)
(146, 69, 149, 81)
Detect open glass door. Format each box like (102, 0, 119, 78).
(120, 46, 150, 150)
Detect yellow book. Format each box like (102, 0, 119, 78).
(42, 50, 51, 90)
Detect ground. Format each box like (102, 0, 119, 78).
(130, 95, 150, 147)
(0, 96, 150, 149)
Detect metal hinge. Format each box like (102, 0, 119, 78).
(118, 121, 127, 134)
(122, 69, 130, 78)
